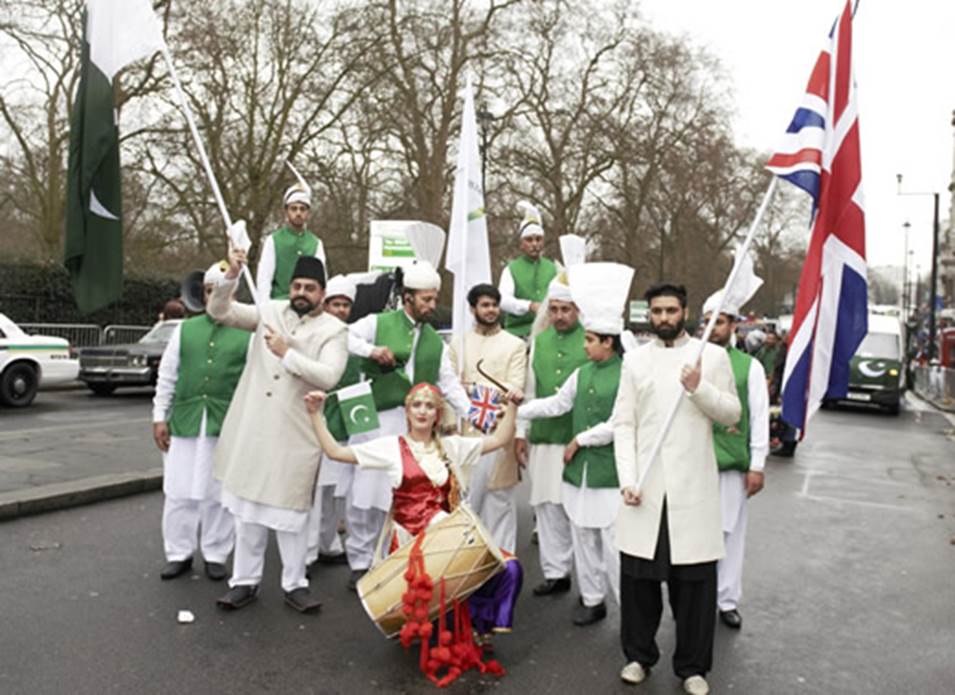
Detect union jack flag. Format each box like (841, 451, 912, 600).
(467, 384, 501, 433)
(767, 0, 866, 432)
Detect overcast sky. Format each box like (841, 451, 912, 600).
(639, 0, 955, 273)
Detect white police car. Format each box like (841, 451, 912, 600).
(0, 313, 79, 407)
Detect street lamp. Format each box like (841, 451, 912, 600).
(476, 104, 495, 195)
(896, 173, 941, 360)
(902, 220, 911, 317)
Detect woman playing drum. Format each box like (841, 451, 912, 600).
(304, 383, 523, 650)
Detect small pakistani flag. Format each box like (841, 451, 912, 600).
(337, 382, 380, 436)
(64, 0, 164, 313)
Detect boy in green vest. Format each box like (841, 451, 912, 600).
(702, 291, 769, 631)
(514, 275, 587, 598)
(344, 260, 471, 589)
(307, 274, 360, 572)
(518, 262, 634, 626)
(255, 183, 328, 304)
(499, 200, 559, 338)
(152, 262, 251, 582)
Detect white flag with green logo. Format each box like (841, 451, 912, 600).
(337, 382, 379, 436)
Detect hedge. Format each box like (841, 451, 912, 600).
(0, 262, 180, 326)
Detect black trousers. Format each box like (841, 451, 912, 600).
(619, 504, 717, 679)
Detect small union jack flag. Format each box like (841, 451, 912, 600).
(468, 384, 501, 433)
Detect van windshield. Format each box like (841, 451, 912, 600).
(855, 332, 899, 360)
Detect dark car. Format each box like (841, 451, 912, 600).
(79, 320, 181, 395)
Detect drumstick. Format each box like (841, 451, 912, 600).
(475, 359, 510, 394)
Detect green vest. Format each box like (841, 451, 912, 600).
(529, 322, 587, 444)
(713, 346, 751, 472)
(270, 226, 322, 299)
(503, 255, 558, 338)
(565, 356, 621, 488)
(362, 310, 443, 411)
(323, 356, 363, 442)
(168, 315, 249, 437)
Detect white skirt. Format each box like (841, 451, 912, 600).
(221, 489, 309, 533)
(163, 411, 217, 500)
(719, 470, 747, 534)
(561, 479, 620, 529)
(527, 443, 565, 507)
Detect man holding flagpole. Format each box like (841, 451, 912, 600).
(209, 248, 347, 613)
(701, 290, 769, 631)
(614, 283, 739, 695)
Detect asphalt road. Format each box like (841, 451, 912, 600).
(1, 399, 954, 694)
(0, 387, 157, 495)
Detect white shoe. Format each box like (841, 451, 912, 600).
(620, 661, 647, 684)
(683, 675, 709, 695)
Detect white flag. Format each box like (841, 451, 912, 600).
(445, 73, 491, 334)
(87, 0, 165, 81)
(724, 244, 764, 312)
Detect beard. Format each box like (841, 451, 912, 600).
(290, 296, 315, 317)
(475, 311, 500, 328)
(652, 317, 685, 341)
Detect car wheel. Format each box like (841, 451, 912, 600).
(0, 362, 39, 407)
(89, 384, 116, 397)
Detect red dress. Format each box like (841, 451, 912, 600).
(391, 436, 451, 537)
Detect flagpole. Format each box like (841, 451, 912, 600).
(160, 47, 261, 311)
(633, 176, 777, 493)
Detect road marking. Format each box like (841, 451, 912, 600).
(800, 493, 919, 514)
(0, 417, 151, 440)
(800, 470, 814, 496)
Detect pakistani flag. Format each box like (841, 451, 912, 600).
(445, 73, 491, 335)
(64, 0, 164, 312)
(337, 382, 380, 437)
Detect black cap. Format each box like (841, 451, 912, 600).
(291, 256, 326, 288)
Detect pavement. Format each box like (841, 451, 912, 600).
(0, 387, 160, 519)
(0, 391, 954, 693)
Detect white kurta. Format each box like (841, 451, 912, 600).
(613, 335, 741, 565)
(152, 325, 222, 501)
(254, 231, 328, 305)
(208, 279, 348, 525)
(719, 358, 769, 534)
(518, 368, 617, 523)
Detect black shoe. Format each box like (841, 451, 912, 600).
(204, 561, 227, 581)
(216, 585, 259, 610)
(160, 558, 193, 580)
(347, 569, 367, 592)
(573, 600, 607, 626)
(719, 609, 742, 629)
(532, 576, 571, 596)
(317, 552, 349, 565)
(284, 588, 322, 613)
(531, 530, 539, 546)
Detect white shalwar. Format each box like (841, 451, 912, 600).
(467, 451, 518, 553)
(306, 454, 346, 564)
(717, 358, 769, 612)
(342, 311, 471, 570)
(153, 327, 235, 564)
(519, 368, 620, 605)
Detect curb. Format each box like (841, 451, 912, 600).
(0, 468, 163, 522)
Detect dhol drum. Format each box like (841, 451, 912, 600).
(357, 503, 505, 638)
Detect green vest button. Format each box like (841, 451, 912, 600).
(209, 342, 215, 347)
(556, 368, 562, 374)
(297, 250, 302, 255)
(207, 359, 212, 364)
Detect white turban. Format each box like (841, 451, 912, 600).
(568, 262, 634, 336)
(203, 260, 229, 286)
(403, 261, 441, 291)
(702, 290, 740, 319)
(546, 276, 573, 303)
(517, 200, 544, 239)
(283, 184, 311, 208)
(325, 274, 356, 302)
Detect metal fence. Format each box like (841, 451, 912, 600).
(19, 323, 151, 348)
(913, 365, 955, 410)
(102, 325, 151, 345)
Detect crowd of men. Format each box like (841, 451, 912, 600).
(151, 183, 772, 695)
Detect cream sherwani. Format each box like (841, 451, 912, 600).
(207, 278, 347, 592)
(447, 327, 527, 553)
(613, 335, 740, 565)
